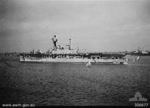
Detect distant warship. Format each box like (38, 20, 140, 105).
(20, 35, 128, 64)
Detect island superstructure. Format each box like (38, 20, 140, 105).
(20, 35, 128, 64)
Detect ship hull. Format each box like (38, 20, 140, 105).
(20, 56, 127, 64)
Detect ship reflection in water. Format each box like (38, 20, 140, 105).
(0, 56, 150, 106)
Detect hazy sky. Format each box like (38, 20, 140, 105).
(0, 0, 150, 52)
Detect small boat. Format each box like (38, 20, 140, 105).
(136, 56, 140, 61)
(86, 62, 91, 67)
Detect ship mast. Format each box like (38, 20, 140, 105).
(69, 38, 71, 50)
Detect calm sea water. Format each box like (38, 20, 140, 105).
(0, 56, 150, 106)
